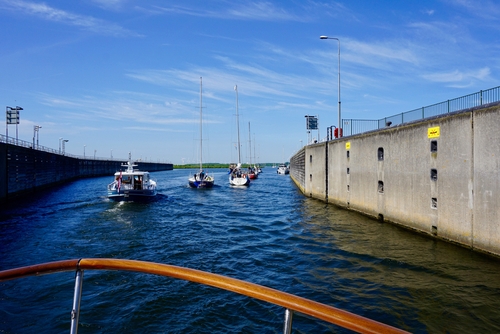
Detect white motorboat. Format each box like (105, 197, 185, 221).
(107, 153, 157, 201)
(189, 77, 214, 189)
(229, 85, 250, 186)
(277, 164, 289, 175)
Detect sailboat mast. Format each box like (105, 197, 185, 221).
(254, 133, 257, 166)
(248, 122, 252, 165)
(199, 77, 203, 171)
(235, 85, 241, 165)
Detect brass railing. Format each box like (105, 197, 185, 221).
(0, 258, 409, 334)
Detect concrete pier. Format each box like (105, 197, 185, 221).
(290, 102, 500, 257)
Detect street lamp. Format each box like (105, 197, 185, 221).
(84, 145, 86, 158)
(33, 125, 41, 149)
(62, 139, 69, 155)
(320, 35, 342, 137)
(59, 137, 63, 153)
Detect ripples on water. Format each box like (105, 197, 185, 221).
(1, 168, 500, 333)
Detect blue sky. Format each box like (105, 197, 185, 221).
(1, 0, 499, 164)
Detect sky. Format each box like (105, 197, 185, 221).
(1, 0, 499, 165)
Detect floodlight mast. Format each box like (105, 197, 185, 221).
(320, 36, 341, 137)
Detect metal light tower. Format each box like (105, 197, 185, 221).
(6, 106, 22, 143)
(62, 139, 69, 155)
(320, 36, 342, 137)
(33, 125, 41, 149)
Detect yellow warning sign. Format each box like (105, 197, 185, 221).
(428, 126, 440, 138)
(346, 142, 351, 150)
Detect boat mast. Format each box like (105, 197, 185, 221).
(235, 85, 241, 165)
(254, 133, 257, 166)
(199, 77, 203, 171)
(248, 122, 252, 165)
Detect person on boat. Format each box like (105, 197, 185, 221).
(134, 175, 143, 190)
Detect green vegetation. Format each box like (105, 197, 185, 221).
(174, 163, 230, 169)
(173, 163, 278, 169)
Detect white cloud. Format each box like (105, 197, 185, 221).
(448, 0, 500, 21)
(91, 0, 125, 10)
(153, 1, 302, 21)
(422, 67, 491, 83)
(1, 0, 141, 37)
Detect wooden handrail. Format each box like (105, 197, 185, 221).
(0, 259, 80, 281)
(0, 259, 409, 334)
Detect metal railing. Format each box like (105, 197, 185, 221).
(0, 133, 62, 155)
(341, 86, 500, 137)
(0, 134, 123, 161)
(0, 134, 171, 163)
(0, 258, 409, 334)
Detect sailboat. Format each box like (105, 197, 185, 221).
(188, 77, 214, 189)
(229, 85, 250, 186)
(247, 121, 258, 180)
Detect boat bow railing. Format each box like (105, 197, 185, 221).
(0, 258, 409, 334)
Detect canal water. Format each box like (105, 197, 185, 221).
(1, 168, 500, 333)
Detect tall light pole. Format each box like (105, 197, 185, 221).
(62, 139, 69, 155)
(6, 106, 22, 142)
(320, 35, 342, 137)
(33, 125, 41, 149)
(84, 145, 86, 158)
(59, 137, 63, 153)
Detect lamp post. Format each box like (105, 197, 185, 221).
(33, 125, 41, 149)
(84, 145, 86, 158)
(62, 139, 69, 155)
(59, 137, 63, 153)
(320, 35, 341, 137)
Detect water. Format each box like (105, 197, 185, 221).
(1, 168, 500, 333)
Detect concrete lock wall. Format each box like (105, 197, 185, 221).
(290, 103, 500, 257)
(473, 105, 500, 254)
(0, 144, 173, 202)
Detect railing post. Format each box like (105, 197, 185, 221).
(283, 308, 294, 334)
(70, 269, 84, 334)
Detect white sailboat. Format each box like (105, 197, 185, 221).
(229, 85, 250, 186)
(189, 77, 214, 188)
